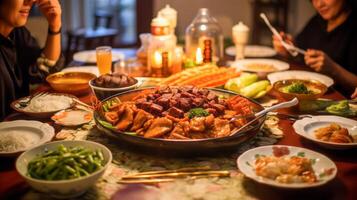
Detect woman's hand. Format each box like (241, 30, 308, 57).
(304, 49, 337, 74)
(37, 0, 62, 32)
(352, 88, 357, 99)
(272, 31, 294, 57)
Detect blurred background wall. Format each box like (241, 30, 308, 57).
(26, 0, 316, 49)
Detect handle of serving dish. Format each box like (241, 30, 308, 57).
(255, 98, 299, 117)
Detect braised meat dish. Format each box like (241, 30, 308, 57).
(100, 86, 257, 139)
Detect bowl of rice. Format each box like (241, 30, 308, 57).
(11, 93, 77, 118)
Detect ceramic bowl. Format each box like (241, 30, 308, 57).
(16, 140, 112, 199)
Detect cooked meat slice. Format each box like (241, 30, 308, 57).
(204, 114, 215, 128)
(150, 103, 163, 115)
(104, 111, 119, 124)
(192, 98, 204, 107)
(181, 91, 196, 98)
(207, 91, 218, 101)
(178, 98, 191, 111)
(190, 117, 206, 132)
(136, 101, 152, 111)
(115, 106, 134, 131)
(161, 93, 173, 99)
(167, 107, 184, 118)
(144, 117, 173, 138)
(206, 108, 218, 116)
(156, 97, 170, 108)
(130, 109, 154, 131)
(211, 104, 226, 113)
(212, 118, 231, 138)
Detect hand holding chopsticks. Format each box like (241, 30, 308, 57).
(260, 13, 306, 56)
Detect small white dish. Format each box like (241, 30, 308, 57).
(267, 70, 334, 87)
(73, 49, 124, 63)
(62, 66, 99, 77)
(0, 120, 54, 156)
(52, 109, 93, 127)
(226, 45, 277, 58)
(231, 59, 289, 73)
(237, 145, 337, 188)
(16, 140, 112, 199)
(293, 115, 357, 149)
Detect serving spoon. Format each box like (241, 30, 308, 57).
(229, 98, 299, 136)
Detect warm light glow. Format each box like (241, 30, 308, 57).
(153, 51, 163, 68)
(195, 47, 203, 65)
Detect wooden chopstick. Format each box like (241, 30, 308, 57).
(126, 166, 212, 176)
(117, 178, 175, 184)
(121, 170, 230, 179)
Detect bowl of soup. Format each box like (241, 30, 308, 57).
(273, 79, 327, 101)
(46, 72, 97, 96)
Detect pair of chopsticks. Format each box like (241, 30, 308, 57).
(117, 166, 231, 184)
(260, 13, 306, 56)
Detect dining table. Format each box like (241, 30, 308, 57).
(0, 52, 356, 200)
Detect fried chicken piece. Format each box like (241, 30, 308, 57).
(115, 105, 134, 131)
(144, 118, 173, 138)
(190, 117, 206, 132)
(211, 118, 231, 138)
(130, 109, 154, 131)
(104, 111, 119, 124)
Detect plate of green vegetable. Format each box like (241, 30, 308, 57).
(16, 140, 112, 198)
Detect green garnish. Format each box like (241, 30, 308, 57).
(124, 132, 137, 136)
(297, 152, 305, 157)
(326, 100, 352, 116)
(98, 119, 116, 130)
(282, 82, 313, 94)
(188, 108, 209, 119)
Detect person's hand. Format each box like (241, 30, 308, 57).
(304, 49, 336, 74)
(352, 88, 357, 99)
(272, 31, 294, 57)
(37, 0, 62, 32)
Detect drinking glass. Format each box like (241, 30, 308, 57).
(96, 46, 112, 75)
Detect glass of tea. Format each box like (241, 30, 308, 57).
(96, 46, 112, 75)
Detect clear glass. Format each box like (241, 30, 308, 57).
(96, 46, 112, 75)
(185, 8, 223, 64)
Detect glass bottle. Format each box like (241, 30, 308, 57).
(147, 17, 177, 77)
(185, 8, 223, 65)
(136, 33, 151, 66)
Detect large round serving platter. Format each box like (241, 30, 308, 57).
(94, 88, 266, 156)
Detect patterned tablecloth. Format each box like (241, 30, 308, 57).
(20, 115, 282, 200)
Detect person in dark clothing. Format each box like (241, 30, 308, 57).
(273, 0, 357, 97)
(0, 0, 63, 120)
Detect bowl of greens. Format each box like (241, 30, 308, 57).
(273, 79, 327, 101)
(16, 140, 112, 199)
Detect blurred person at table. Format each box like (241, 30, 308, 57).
(272, 0, 357, 96)
(0, 0, 63, 120)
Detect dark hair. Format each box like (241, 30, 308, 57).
(347, 0, 356, 10)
